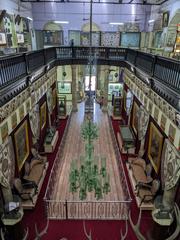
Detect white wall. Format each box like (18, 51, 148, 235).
(32, 2, 150, 32)
(0, 0, 33, 18)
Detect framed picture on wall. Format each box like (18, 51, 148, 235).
(148, 122, 164, 173)
(40, 102, 47, 129)
(162, 12, 169, 28)
(108, 83, 123, 95)
(121, 32, 140, 48)
(14, 120, 30, 171)
(132, 101, 139, 135)
(17, 33, 24, 44)
(0, 32, 7, 45)
(58, 82, 71, 94)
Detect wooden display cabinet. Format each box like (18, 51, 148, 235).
(58, 95, 67, 119)
(112, 96, 122, 120)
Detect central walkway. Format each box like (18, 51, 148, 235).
(47, 101, 130, 219)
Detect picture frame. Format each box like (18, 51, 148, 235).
(148, 122, 164, 173)
(121, 32, 140, 48)
(17, 33, 24, 44)
(40, 102, 47, 129)
(131, 101, 139, 135)
(58, 82, 72, 94)
(162, 12, 169, 28)
(108, 83, 123, 95)
(0, 32, 7, 45)
(14, 120, 30, 171)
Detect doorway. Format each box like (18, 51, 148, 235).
(84, 75, 96, 95)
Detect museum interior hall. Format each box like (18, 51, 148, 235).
(0, 0, 180, 239)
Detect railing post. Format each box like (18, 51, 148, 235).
(24, 53, 30, 75)
(43, 48, 47, 65)
(124, 48, 127, 60)
(65, 199, 68, 219)
(134, 50, 138, 66)
(151, 54, 157, 78)
(105, 47, 109, 59)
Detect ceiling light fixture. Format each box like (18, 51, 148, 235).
(27, 17, 33, 21)
(148, 19, 155, 23)
(109, 22, 124, 25)
(54, 21, 69, 24)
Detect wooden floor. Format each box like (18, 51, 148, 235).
(51, 102, 125, 202)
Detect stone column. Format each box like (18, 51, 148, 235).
(148, 32, 154, 49)
(102, 65, 109, 112)
(71, 65, 78, 112)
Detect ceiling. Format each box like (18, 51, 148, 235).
(20, 0, 169, 6)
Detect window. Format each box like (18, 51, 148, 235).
(85, 75, 96, 91)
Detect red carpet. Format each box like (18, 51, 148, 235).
(22, 118, 152, 240)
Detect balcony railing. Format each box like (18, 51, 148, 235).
(0, 46, 179, 94)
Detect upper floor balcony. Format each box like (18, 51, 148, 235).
(0, 46, 179, 112)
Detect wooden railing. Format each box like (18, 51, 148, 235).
(0, 46, 179, 93)
(154, 56, 180, 91)
(0, 54, 27, 87)
(45, 200, 130, 220)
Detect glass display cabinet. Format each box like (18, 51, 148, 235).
(58, 95, 66, 119)
(112, 96, 122, 120)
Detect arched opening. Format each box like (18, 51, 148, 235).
(166, 9, 180, 59)
(81, 22, 101, 32)
(81, 22, 101, 46)
(43, 21, 63, 31)
(43, 21, 63, 47)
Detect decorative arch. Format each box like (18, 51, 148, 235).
(164, 9, 180, 50)
(168, 9, 180, 27)
(81, 22, 101, 32)
(43, 21, 63, 31)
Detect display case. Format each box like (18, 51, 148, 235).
(43, 30, 63, 46)
(120, 32, 140, 48)
(44, 127, 59, 153)
(58, 95, 67, 119)
(112, 96, 122, 120)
